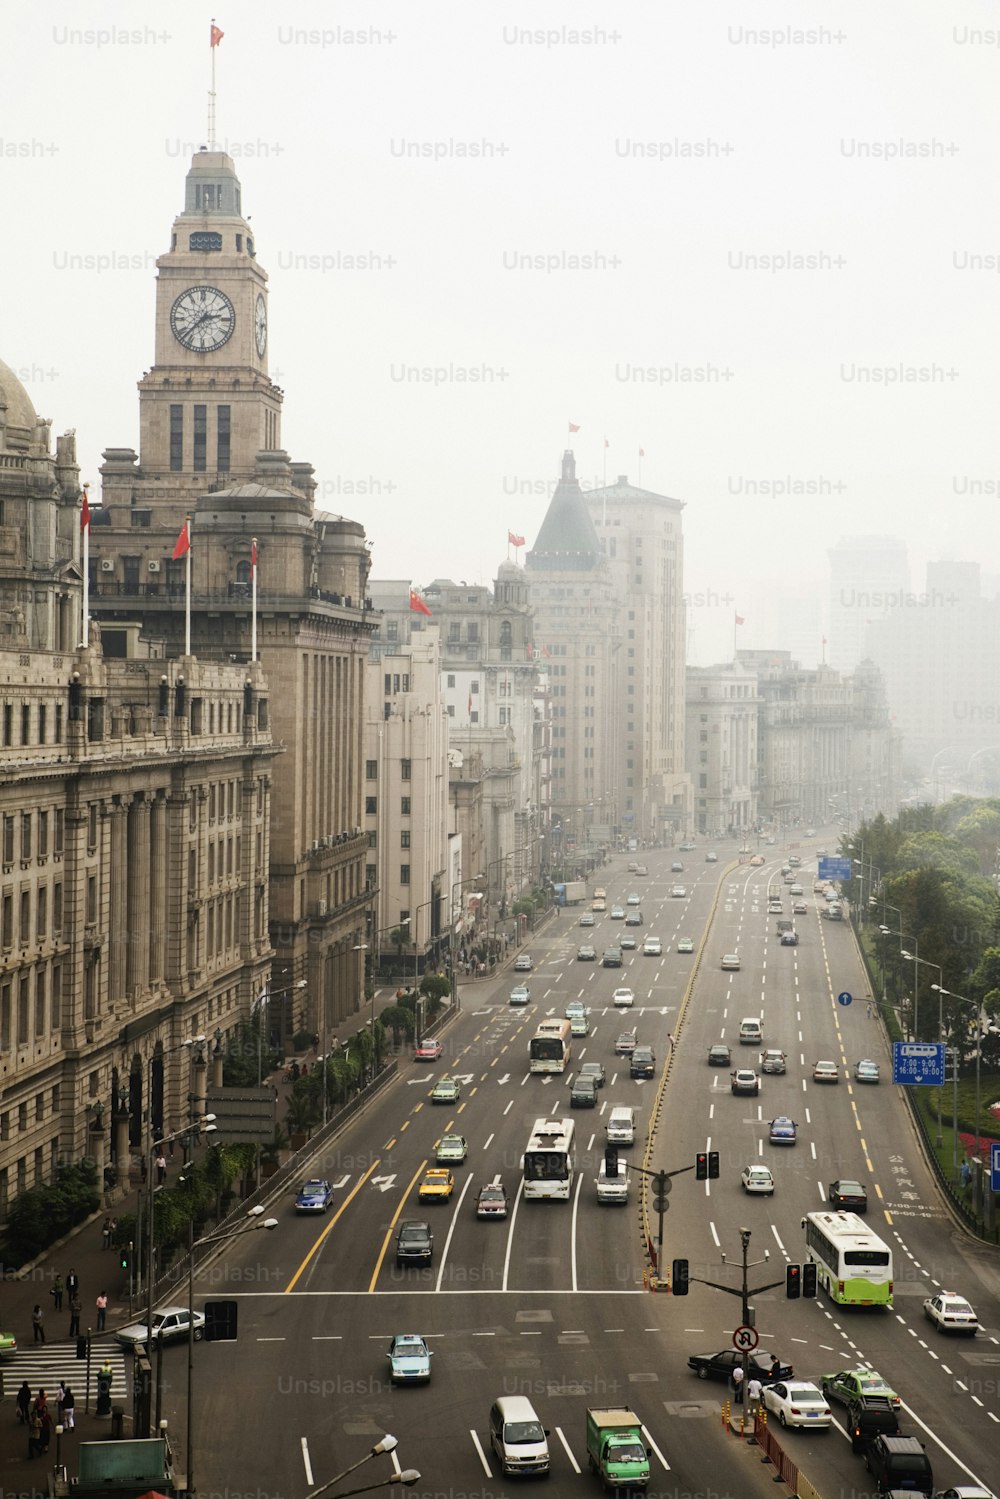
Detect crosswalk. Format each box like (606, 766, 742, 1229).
(1, 1341, 128, 1403)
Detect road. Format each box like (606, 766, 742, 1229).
(157, 835, 1000, 1499)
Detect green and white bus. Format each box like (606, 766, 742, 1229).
(803, 1211, 893, 1308)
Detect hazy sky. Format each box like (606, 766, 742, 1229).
(3, 1, 998, 664)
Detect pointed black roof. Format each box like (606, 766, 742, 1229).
(526, 451, 603, 572)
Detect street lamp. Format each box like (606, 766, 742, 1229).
(187, 1205, 278, 1499)
(303, 1435, 406, 1499)
(931, 984, 983, 1190)
(352, 943, 371, 1096)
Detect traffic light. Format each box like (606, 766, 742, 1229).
(120, 1242, 130, 1272)
(708, 1151, 720, 1179)
(671, 1259, 689, 1295)
(696, 1152, 708, 1180)
(786, 1263, 801, 1299)
(802, 1261, 817, 1298)
(604, 1147, 619, 1179)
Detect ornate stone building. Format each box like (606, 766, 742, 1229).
(87, 150, 375, 1046)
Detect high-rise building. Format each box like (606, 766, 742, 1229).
(827, 535, 909, 673)
(586, 474, 690, 843)
(88, 150, 375, 1046)
(685, 663, 759, 835)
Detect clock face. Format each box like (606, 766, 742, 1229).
(255, 293, 267, 357)
(170, 285, 235, 352)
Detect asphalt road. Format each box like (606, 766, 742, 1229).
(156, 836, 1000, 1499)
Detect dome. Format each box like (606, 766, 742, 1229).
(0, 356, 39, 451)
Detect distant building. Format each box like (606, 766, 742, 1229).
(827, 534, 909, 673)
(685, 663, 759, 835)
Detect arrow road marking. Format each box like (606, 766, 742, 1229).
(371, 1174, 397, 1193)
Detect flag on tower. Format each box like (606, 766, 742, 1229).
(568, 421, 580, 433)
(80, 485, 90, 533)
(508, 529, 525, 548)
(735, 614, 745, 626)
(604, 437, 610, 449)
(210, 22, 224, 46)
(251, 538, 258, 574)
(639, 447, 645, 458)
(541, 643, 551, 658)
(409, 589, 432, 616)
(172, 520, 191, 560)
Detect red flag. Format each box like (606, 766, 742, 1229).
(822, 636, 827, 645)
(735, 614, 745, 626)
(525, 642, 535, 659)
(409, 589, 432, 616)
(508, 530, 526, 547)
(568, 422, 580, 434)
(541, 644, 551, 658)
(172, 520, 190, 560)
(80, 486, 91, 533)
(604, 437, 610, 449)
(467, 692, 473, 716)
(251, 538, 258, 573)
(210, 23, 224, 46)
(639, 447, 645, 458)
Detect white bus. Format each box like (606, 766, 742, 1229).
(523, 1117, 576, 1200)
(529, 1019, 573, 1074)
(803, 1211, 894, 1308)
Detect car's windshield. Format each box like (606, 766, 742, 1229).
(505, 1422, 545, 1444)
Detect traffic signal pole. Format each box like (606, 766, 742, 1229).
(692, 1229, 786, 1427)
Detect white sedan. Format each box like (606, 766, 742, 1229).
(761, 1380, 832, 1429)
(923, 1291, 979, 1335)
(671, 885, 687, 898)
(741, 1164, 775, 1195)
(612, 988, 635, 1008)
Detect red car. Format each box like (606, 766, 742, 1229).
(414, 1040, 444, 1061)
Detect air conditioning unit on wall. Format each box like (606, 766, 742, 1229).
(100, 558, 115, 573)
(148, 559, 161, 573)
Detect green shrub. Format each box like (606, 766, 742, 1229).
(0, 1160, 100, 1264)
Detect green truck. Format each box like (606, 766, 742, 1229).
(585, 1407, 651, 1489)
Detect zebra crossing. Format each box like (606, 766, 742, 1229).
(1, 1340, 128, 1402)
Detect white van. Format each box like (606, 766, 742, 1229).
(489, 1396, 550, 1477)
(738, 1017, 763, 1045)
(606, 1105, 637, 1145)
(595, 1157, 631, 1203)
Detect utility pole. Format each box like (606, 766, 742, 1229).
(693, 1229, 786, 1433)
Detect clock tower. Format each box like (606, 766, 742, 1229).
(137, 148, 281, 489)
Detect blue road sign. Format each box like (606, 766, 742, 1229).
(838, 991, 853, 1007)
(892, 1042, 946, 1087)
(992, 1143, 1000, 1194)
(819, 857, 853, 882)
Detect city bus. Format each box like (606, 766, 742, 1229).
(803, 1211, 894, 1308)
(523, 1117, 576, 1200)
(529, 1018, 573, 1074)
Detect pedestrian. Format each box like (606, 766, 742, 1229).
(37, 1402, 51, 1454)
(770, 1354, 781, 1380)
(667, 1032, 675, 1054)
(50, 1272, 64, 1310)
(66, 1267, 79, 1301)
(960, 1158, 972, 1190)
(96, 1291, 108, 1332)
(101, 1216, 112, 1249)
(68, 1293, 82, 1338)
(56, 1382, 67, 1423)
(16, 1379, 31, 1425)
(31, 1304, 45, 1344)
(866, 1001, 873, 1020)
(27, 1406, 43, 1459)
(731, 1365, 744, 1404)
(747, 1375, 763, 1415)
(155, 1150, 167, 1184)
(62, 1385, 75, 1430)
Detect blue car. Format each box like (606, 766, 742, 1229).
(768, 1117, 798, 1146)
(295, 1178, 334, 1212)
(387, 1333, 433, 1383)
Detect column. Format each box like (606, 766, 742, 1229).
(108, 803, 128, 1004)
(127, 796, 151, 998)
(148, 795, 166, 985)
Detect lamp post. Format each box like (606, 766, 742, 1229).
(187, 1206, 278, 1499)
(311, 1473, 421, 1499)
(903, 951, 944, 1143)
(303, 1435, 412, 1499)
(352, 943, 371, 1096)
(931, 984, 982, 1189)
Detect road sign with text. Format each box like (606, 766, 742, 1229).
(819, 857, 852, 882)
(892, 1042, 945, 1086)
(991, 1143, 1000, 1193)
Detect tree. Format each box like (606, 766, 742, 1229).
(378, 1004, 414, 1045)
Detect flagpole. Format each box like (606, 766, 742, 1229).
(81, 484, 90, 648)
(637, 449, 643, 486)
(184, 519, 192, 657)
(602, 440, 608, 525)
(209, 18, 217, 149)
(251, 536, 258, 662)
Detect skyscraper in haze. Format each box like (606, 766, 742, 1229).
(827, 535, 909, 672)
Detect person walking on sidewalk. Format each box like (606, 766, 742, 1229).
(66, 1267, 79, 1301)
(62, 1385, 76, 1430)
(68, 1292, 82, 1338)
(96, 1291, 108, 1331)
(16, 1379, 31, 1425)
(155, 1150, 167, 1185)
(101, 1216, 113, 1249)
(31, 1304, 45, 1343)
(747, 1375, 763, 1416)
(731, 1365, 744, 1404)
(50, 1272, 64, 1311)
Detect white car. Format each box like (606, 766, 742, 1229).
(626, 892, 641, 906)
(741, 1164, 775, 1196)
(812, 1060, 839, 1083)
(721, 953, 741, 971)
(612, 987, 635, 1008)
(676, 937, 694, 953)
(565, 999, 586, 1018)
(643, 937, 662, 956)
(671, 884, 687, 898)
(579, 912, 595, 927)
(761, 1380, 832, 1429)
(923, 1292, 979, 1335)
(731, 1068, 760, 1095)
(509, 985, 530, 1006)
(118, 1306, 206, 1347)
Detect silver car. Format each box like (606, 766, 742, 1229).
(118, 1305, 205, 1347)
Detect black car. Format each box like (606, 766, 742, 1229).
(602, 947, 623, 968)
(395, 1220, 433, 1266)
(569, 1073, 599, 1108)
(630, 1046, 656, 1079)
(829, 1178, 868, 1213)
(847, 1395, 899, 1454)
(580, 1061, 606, 1087)
(707, 1044, 732, 1066)
(688, 1349, 793, 1384)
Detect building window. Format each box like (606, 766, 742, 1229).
(366, 862, 377, 887)
(386, 620, 399, 642)
(365, 796, 377, 815)
(37, 887, 47, 938)
(38, 705, 47, 745)
(401, 797, 410, 815)
(2, 815, 13, 865)
(365, 759, 378, 779)
(217, 404, 231, 472)
(446, 674, 455, 688)
(170, 404, 183, 472)
(1, 895, 10, 948)
(17, 975, 29, 1045)
(366, 830, 376, 848)
(400, 864, 410, 885)
(400, 759, 411, 781)
(2, 704, 10, 747)
(193, 404, 207, 472)
(53, 883, 62, 933)
(19, 890, 30, 944)
(21, 704, 30, 744)
(401, 831, 410, 848)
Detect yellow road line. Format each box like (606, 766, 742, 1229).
(284, 1158, 381, 1293)
(368, 1158, 430, 1292)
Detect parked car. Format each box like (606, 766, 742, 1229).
(687, 1349, 793, 1384)
(295, 1178, 334, 1213)
(761, 1381, 831, 1430)
(118, 1306, 206, 1347)
(741, 1164, 775, 1195)
(387, 1333, 433, 1383)
(828, 1179, 868, 1212)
